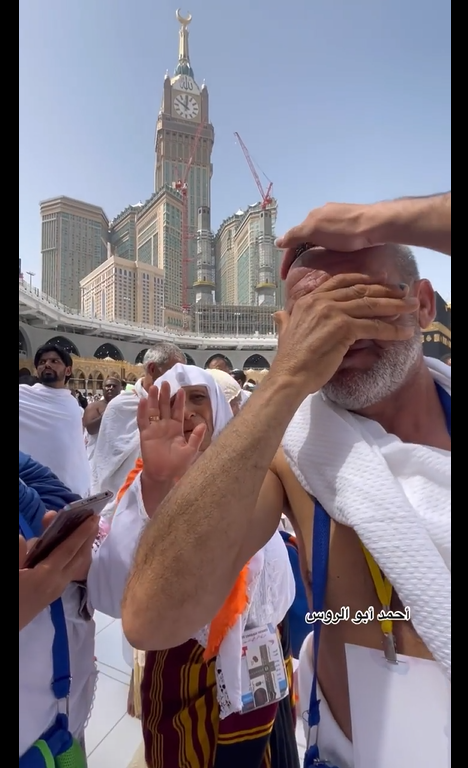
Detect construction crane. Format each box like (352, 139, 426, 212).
(173, 121, 206, 320)
(234, 132, 273, 209)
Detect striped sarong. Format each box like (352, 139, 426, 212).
(141, 620, 299, 768)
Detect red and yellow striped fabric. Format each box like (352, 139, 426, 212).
(141, 638, 288, 768)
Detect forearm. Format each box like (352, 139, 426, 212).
(122, 373, 304, 650)
(372, 192, 451, 255)
(140, 472, 173, 519)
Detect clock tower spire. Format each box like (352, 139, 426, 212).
(154, 10, 215, 307)
(174, 10, 194, 77)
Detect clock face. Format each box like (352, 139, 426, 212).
(173, 94, 199, 120)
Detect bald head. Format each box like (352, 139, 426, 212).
(104, 376, 122, 402)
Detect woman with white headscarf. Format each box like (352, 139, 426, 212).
(87, 364, 296, 768)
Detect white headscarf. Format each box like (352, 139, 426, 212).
(205, 368, 241, 404)
(154, 364, 233, 439)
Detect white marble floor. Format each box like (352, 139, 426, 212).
(86, 612, 307, 766)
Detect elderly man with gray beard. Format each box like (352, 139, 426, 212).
(122, 192, 451, 768)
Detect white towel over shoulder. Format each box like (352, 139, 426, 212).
(282, 357, 451, 679)
(19, 383, 90, 497)
(91, 379, 147, 516)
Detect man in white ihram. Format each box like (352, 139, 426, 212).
(19, 343, 90, 497)
(121, 193, 451, 768)
(91, 341, 185, 516)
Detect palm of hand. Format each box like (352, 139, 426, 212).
(140, 417, 196, 481)
(137, 383, 206, 483)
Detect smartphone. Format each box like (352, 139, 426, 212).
(23, 490, 114, 569)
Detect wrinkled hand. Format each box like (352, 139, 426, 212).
(138, 383, 206, 483)
(277, 202, 385, 278)
(19, 514, 99, 631)
(271, 273, 419, 396)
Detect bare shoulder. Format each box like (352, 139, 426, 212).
(87, 399, 103, 414)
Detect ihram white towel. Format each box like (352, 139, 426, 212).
(282, 357, 451, 679)
(91, 378, 148, 517)
(19, 383, 91, 497)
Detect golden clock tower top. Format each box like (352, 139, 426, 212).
(156, 9, 213, 136)
(154, 9, 215, 307)
(175, 9, 193, 78)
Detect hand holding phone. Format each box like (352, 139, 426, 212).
(23, 490, 113, 569)
(19, 515, 100, 630)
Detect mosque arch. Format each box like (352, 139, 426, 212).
(184, 353, 196, 365)
(95, 373, 104, 390)
(135, 348, 148, 365)
(19, 328, 31, 357)
(204, 353, 233, 370)
(243, 354, 270, 370)
(72, 370, 87, 391)
(94, 343, 124, 361)
(19, 367, 31, 378)
(46, 335, 80, 357)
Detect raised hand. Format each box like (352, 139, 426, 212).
(271, 273, 419, 396)
(277, 202, 384, 278)
(277, 194, 452, 277)
(137, 382, 206, 483)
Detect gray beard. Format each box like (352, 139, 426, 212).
(322, 335, 423, 411)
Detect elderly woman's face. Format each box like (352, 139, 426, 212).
(181, 385, 214, 451)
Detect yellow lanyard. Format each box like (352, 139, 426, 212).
(361, 545, 398, 663)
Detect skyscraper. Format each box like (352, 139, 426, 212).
(135, 186, 185, 326)
(80, 255, 165, 328)
(154, 11, 215, 305)
(215, 201, 283, 306)
(40, 196, 108, 309)
(109, 204, 141, 262)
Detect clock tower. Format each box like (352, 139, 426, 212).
(154, 11, 215, 305)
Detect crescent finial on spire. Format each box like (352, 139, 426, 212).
(174, 9, 194, 77)
(176, 9, 192, 27)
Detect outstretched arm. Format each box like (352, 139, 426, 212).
(278, 192, 451, 277)
(376, 192, 451, 256)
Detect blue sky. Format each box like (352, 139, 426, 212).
(19, 0, 451, 298)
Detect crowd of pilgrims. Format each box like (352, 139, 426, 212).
(19, 341, 305, 768)
(18, 192, 452, 768)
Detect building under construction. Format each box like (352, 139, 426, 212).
(190, 303, 279, 337)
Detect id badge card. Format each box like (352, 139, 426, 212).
(240, 623, 289, 714)
(345, 644, 451, 768)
